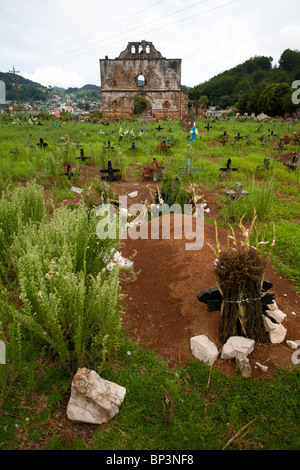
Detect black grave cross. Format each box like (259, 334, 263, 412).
(64, 164, 74, 180)
(128, 142, 137, 150)
(205, 123, 212, 132)
(276, 138, 288, 151)
(76, 148, 90, 162)
(100, 160, 121, 182)
(220, 131, 229, 145)
(104, 141, 114, 150)
(219, 158, 238, 174)
(234, 132, 243, 142)
(156, 125, 164, 132)
(37, 137, 48, 148)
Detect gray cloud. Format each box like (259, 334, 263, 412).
(1, 0, 299, 88)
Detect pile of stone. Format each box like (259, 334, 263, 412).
(190, 301, 291, 378)
(262, 301, 287, 344)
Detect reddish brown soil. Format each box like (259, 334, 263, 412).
(119, 214, 300, 379)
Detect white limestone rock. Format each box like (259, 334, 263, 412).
(190, 335, 218, 366)
(269, 324, 287, 344)
(236, 354, 251, 378)
(67, 368, 126, 424)
(265, 309, 287, 324)
(221, 336, 255, 360)
(255, 362, 268, 372)
(263, 315, 278, 332)
(286, 340, 300, 350)
(266, 301, 278, 312)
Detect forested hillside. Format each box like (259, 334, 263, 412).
(0, 73, 101, 104)
(188, 48, 300, 116)
(0, 72, 48, 102)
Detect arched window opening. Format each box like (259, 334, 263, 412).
(138, 45, 143, 53)
(146, 45, 150, 54)
(131, 45, 136, 54)
(138, 74, 145, 87)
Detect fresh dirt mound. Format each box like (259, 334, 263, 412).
(120, 214, 300, 378)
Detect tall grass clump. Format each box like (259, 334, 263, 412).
(220, 177, 275, 224)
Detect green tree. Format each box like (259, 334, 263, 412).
(279, 49, 300, 73)
(257, 82, 294, 116)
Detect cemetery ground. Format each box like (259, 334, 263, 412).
(0, 113, 299, 450)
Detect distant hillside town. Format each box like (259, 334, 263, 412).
(0, 72, 102, 115)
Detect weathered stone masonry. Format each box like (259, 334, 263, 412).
(100, 41, 188, 120)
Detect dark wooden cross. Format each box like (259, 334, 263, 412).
(104, 141, 114, 150)
(219, 158, 238, 174)
(64, 164, 74, 179)
(156, 125, 163, 132)
(76, 148, 90, 162)
(205, 123, 212, 132)
(197, 279, 275, 312)
(220, 131, 229, 145)
(268, 129, 277, 142)
(128, 142, 136, 150)
(276, 139, 287, 151)
(37, 137, 48, 148)
(234, 132, 243, 142)
(100, 160, 121, 182)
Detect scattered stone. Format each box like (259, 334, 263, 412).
(221, 336, 255, 360)
(105, 249, 133, 271)
(190, 335, 218, 366)
(255, 362, 268, 372)
(263, 315, 278, 332)
(236, 354, 251, 378)
(286, 340, 300, 350)
(71, 186, 84, 194)
(266, 301, 278, 311)
(128, 191, 138, 198)
(266, 309, 287, 324)
(67, 368, 126, 424)
(269, 324, 287, 344)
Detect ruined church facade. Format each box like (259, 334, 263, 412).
(99, 41, 188, 120)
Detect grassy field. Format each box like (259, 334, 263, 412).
(0, 112, 299, 450)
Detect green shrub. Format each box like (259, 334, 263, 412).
(0, 181, 46, 278)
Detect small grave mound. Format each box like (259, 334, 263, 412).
(120, 215, 300, 378)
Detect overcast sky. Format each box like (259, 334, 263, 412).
(1, 0, 299, 89)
